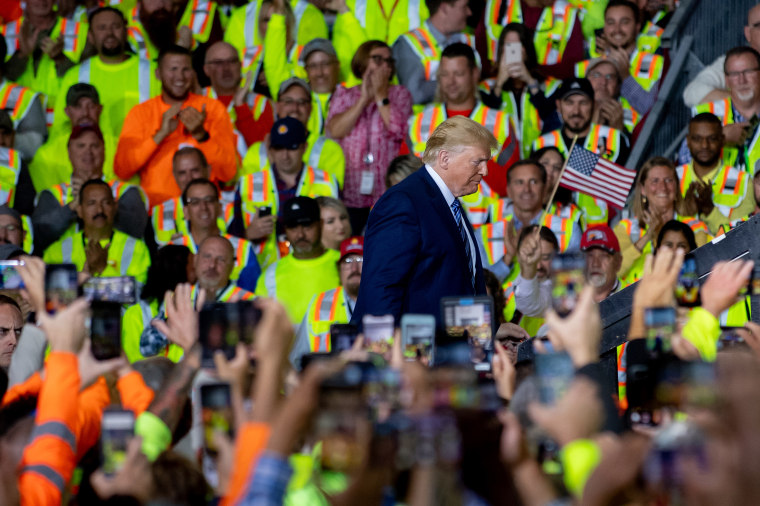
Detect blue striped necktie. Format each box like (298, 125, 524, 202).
(451, 199, 475, 288)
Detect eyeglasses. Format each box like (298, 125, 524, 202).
(370, 54, 395, 66)
(725, 68, 760, 79)
(280, 98, 310, 107)
(340, 257, 363, 266)
(206, 58, 239, 66)
(304, 60, 337, 72)
(186, 196, 217, 206)
(588, 71, 618, 82)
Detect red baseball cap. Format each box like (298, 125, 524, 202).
(581, 225, 620, 253)
(339, 236, 364, 262)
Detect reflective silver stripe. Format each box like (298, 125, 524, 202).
(480, 107, 497, 133)
(308, 136, 326, 169)
(2, 22, 20, 57)
(723, 168, 739, 193)
(317, 289, 337, 320)
(137, 59, 152, 102)
(1, 83, 24, 121)
(264, 264, 277, 298)
(244, 1, 259, 47)
(0, 150, 10, 166)
(250, 171, 266, 202)
(407, 0, 421, 30)
(191, 0, 211, 34)
(61, 237, 73, 263)
(78, 59, 91, 82)
(637, 53, 653, 76)
(355, 0, 367, 26)
(121, 237, 137, 275)
(60, 19, 80, 54)
(21, 465, 65, 492)
(293, 0, 308, 34)
(31, 422, 76, 454)
(139, 300, 153, 326)
(405, 28, 434, 59)
(163, 198, 178, 231)
(417, 106, 438, 143)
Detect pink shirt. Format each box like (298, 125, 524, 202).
(327, 84, 412, 208)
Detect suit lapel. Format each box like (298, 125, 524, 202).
(418, 168, 466, 245)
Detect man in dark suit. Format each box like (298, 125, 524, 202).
(352, 116, 499, 326)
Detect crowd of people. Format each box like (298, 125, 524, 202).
(1, 0, 760, 503)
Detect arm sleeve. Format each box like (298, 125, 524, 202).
(114, 105, 162, 181)
(386, 85, 414, 139)
(289, 311, 313, 370)
(13, 161, 37, 216)
(332, 11, 368, 84)
(199, 101, 238, 185)
(18, 352, 80, 506)
(683, 55, 726, 108)
(75, 377, 111, 461)
(513, 274, 551, 318)
(116, 187, 149, 239)
(263, 14, 292, 100)
(117, 371, 156, 416)
(14, 95, 47, 161)
(392, 38, 436, 105)
(31, 191, 77, 254)
(2, 371, 42, 405)
(134, 411, 173, 461)
(681, 306, 721, 362)
(219, 422, 272, 506)
(620, 76, 659, 116)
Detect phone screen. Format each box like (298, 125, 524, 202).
(45, 263, 78, 314)
(83, 276, 137, 304)
(675, 254, 700, 307)
(200, 382, 234, 455)
(441, 296, 494, 372)
(551, 253, 585, 316)
(0, 260, 24, 290)
(101, 410, 135, 476)
(534, 351, 575, 405)
(199, 301, 262, 368)
(401, 314, 435, 364)
(258, 206, 272, 218)
(330, 323, 359, 353)
(90, 301, 122, 360)
(362, 314, 394, 355)
(644, 307, 676, 355)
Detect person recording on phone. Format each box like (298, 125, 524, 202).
(42, 179, 152, 284)
(392, 0, 475, 107)
(352, 116, 496, 326)
(677, 113, 756, 235)
(151, 146, 212, 247)
(291, 236, 364, 366)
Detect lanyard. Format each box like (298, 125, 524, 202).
(377, 0, 401, 41)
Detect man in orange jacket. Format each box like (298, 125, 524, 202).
(114, 45, 237, 208)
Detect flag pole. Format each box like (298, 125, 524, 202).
(537, 135, 579, 228)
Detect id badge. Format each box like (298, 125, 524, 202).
(360, 170, 374, 195)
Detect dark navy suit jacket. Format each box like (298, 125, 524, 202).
(351, 166, 487, 327)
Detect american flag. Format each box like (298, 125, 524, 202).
(559, 145, 636, 209)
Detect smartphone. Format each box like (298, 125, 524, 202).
(644, 306, 676, 355)
(675, 254, 700, 307)
(643, 420, 705, 492)
(330, 323, 359, 353)
(551, 253, 585, 316)
(83, 276, 136, 304)
(362, 314, 394, 355)
(504, 41, 522, 65)
(534, 351, 575, 405)
(0, 260, 24, 289)
(100, 409, 135, 476)
(750, 265, 760, 296)
(44, 263, 78, 314)
(199, 382, 234, 455)
(401, 313, 435, 364)
(441, 296, 494, 372)
(258, 206, 272, 218)
(198, 301, 262, 368)
(90, 301, 123, 360)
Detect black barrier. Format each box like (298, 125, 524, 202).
(517, 213, 760, 388)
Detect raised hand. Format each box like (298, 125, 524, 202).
(178, 104, 208, 141)
(153, 283, 206, 352)
(700, 260, 753, 318)
(517, 229, 542, 279)
(544, 285, 601, 368)
(155, 103, 182, 144)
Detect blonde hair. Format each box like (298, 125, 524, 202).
(422, 116, 499, 165)
(631, 157, 691, 223)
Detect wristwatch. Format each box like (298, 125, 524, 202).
(377, 97, 390, 107)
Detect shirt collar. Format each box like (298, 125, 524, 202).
(425, 164, 456, 207)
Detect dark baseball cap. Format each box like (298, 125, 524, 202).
(269, 117, 307, 150)
(556, 77, 594, 101)
(69, 124, 105, 144)
(282, 196, 321, 228)
(66, 83, 100, 107)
